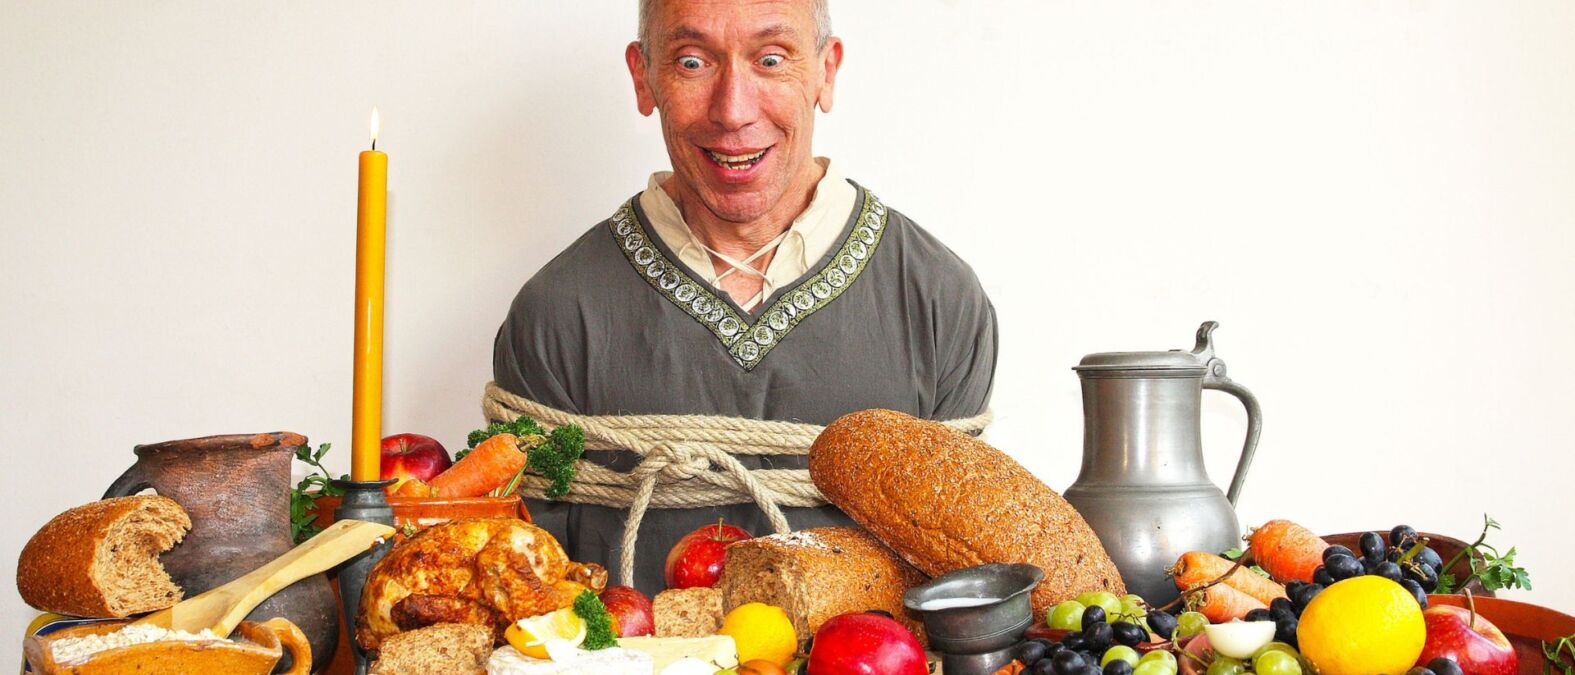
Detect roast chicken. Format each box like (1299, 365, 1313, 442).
(355, 517, 608, 650)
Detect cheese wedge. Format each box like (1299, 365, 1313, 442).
(487, 645, 654, 674)
(618, 635, 740, 671)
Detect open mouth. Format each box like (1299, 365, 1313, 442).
(704, 146, 769, 171)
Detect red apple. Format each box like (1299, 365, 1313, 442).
(807, 613, 927, 675)
(380, 433, 452, 495)
(600, 585, 654, 637)
(1416, 605, 1517, 675)
(663, 519, 752, 589)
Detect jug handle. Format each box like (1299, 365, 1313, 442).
(103, 460, 152, 499)
(1192, 321, 1263, 506)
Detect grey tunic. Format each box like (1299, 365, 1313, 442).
(492, 181, 997, 595)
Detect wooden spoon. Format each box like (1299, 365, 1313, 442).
(135, 519, 395, 636)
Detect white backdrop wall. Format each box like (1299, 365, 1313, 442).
(3, 0, 1572, 662)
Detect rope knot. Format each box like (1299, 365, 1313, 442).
(480, 381, 993, 587)
(641, 442, 710, 481)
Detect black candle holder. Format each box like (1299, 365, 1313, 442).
(331, 478, 396, 675)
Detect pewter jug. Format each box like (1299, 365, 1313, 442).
(1063, 321, 1262, 605)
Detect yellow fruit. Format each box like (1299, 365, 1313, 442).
(504, 607, 586, 659)
(718, 602, 798, 666)
(1297, 576, 1425, 675)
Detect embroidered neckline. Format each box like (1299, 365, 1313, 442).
(608, 186, 889, 370)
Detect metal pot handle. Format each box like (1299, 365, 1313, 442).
(1191, 321, 1263, 506)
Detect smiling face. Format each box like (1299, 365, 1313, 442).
(627, 0, 843, 226)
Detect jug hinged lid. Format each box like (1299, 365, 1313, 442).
(1074, 321, 1226, 376)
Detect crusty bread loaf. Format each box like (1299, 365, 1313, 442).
(652, 587, 723, 638)
(16, 496, 191, 618)
(808, 409, 1125, 615)
(718, 527, 927, 644)
(370, 622, 491, 675)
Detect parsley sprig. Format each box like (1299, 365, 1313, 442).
(573, 589, 619, 650)
(467, 416, 585, 499)
(1545, 633, 1575, 674)
(1435, 514, 1532, 594)
(289, 442, 347, 544)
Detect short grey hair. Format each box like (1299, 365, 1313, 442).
(638, 0, 832, 58)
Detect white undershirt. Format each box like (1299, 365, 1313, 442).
(639, 157, 856, 312)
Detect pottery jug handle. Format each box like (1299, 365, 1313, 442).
(1193, 321, 1263, 506)
(103, 460, 152, 499)
(261, 617, 313, 675)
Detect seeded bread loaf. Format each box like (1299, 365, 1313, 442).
(370, 622, 491, 675)
(16, 495, 192, 618)
(652, 587, 723, 638)
(718, 527, 927, 644)
(808, 409, 1125, 615)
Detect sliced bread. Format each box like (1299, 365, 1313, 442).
(370, 622, 492, 675)
(652, 587, 723, 638)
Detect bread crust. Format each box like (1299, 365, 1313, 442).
(17, 495, 191, 618)
(719, 527, 927, 644)
(808, 409, 1125, 614)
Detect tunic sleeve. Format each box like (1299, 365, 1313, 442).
(491, 277, 583, 415)
(930, 281, 999, 421)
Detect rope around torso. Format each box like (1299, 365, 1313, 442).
(480, 382, 993, 586)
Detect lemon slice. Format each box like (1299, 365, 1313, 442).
(505, 607, 587, 660)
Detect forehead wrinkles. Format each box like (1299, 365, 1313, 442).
(650, 0, 815, 51)
(664, 23, 804, 48)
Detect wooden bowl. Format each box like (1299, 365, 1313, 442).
(308, 493, 530, 532)
(1178, 596, 1575, 674)
(24, 618, 310, 675)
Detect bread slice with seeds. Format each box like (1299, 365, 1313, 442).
(17, 495, 191, 618)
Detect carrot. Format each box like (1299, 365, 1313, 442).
(1185, 582, 1267, 623)
(1248, 519, 1330, 584)
(1169, 551, 1287, 606)
(428, 433, 528, 498)
(389, 477, 436, 498)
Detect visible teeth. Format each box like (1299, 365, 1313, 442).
(708, 149, 765, 164)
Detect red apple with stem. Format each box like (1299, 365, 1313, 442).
(807, 613, 927, 675)
(664, 518, 752, 589)
(380, 433, 452, 495)
(601, 585, 655, 637)
(1416, 595, 1517, 675)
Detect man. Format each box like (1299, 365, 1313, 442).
(492, 0, 997, 595)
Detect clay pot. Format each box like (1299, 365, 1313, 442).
(103, 433, 337, 672)
(24, 618, 311, 675)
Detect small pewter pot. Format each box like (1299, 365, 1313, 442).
(1063, 322, 1262, 606)
(904, 563, 1043, 675)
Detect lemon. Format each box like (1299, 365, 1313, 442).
(1297, 576, 1425, 675)
(718, 602, 798, 666)
(504, 607, 586, 659)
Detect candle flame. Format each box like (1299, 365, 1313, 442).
(369, 107, 380, 149)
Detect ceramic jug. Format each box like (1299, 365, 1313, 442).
(1063, 322, 1262, 605)
(104, 433, 337, 672)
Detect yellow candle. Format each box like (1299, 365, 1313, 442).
(351, 108, 387, 481)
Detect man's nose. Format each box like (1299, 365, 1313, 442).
(708, 61, 760, 132)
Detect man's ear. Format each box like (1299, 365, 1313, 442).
(816, 37, 845, 113)
(626, 41, 658, 116)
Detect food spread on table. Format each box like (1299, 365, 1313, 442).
(13, 328, 1575, 674)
